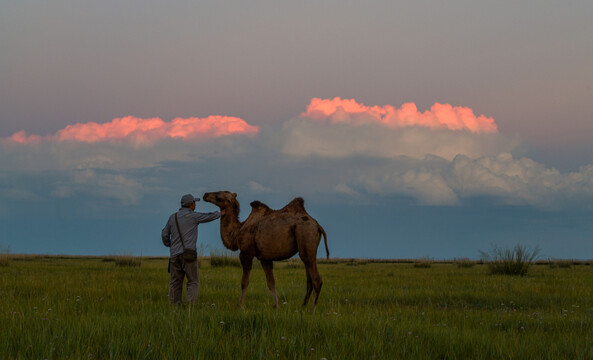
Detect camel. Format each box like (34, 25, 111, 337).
(203, 191, 329, 307)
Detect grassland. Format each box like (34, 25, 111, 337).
(1, 256, 593, 359)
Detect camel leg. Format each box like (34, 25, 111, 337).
(302, 265, 313, 306)
(310, 261, 323, 305)
(239, 253, 253, 304)
(260, 260, 279, 308)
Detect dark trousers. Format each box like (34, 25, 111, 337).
(169, 255, 199, 304)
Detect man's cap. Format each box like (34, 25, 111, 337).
(180, 193, 200, 206)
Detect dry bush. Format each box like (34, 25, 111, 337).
(0, 246, 9, 267)
(548, 259, 573, 269)
(479, 244, 540, 276)
(454, 258, 476, 268)
(413, 257, 433, 268)
(283, 258, 303, 269)
(112, 253, 142, 267)
(345, 258, 369, 266)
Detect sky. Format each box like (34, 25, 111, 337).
(1, 1, 593, 259)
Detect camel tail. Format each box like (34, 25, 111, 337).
(318, 225, 329, 259)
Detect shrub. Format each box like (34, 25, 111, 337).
(283, 258, 303, 269)
(345, 258, 369, 266)
(548, 259, 573, 269)
(454, 257, 476, 268)
(113, 253, 142, 267)
(479, 244, 540, 276)
(209, 250, 241, 267)
(0, 246, 9, 267)
(413, 257, 433, 268)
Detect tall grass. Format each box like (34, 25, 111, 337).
(209, 249, 241, 267)
(413, 256, 433, 268)
(454, 257, 476, 268)
(110, 253, 142, 267)
(1, 257, 593, 359)
(0, 246, 9, 267)
(479, 244, 540, 276)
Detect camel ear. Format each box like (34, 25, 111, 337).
(233, 193, 237, 198)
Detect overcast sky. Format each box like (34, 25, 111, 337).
(1, 1, 593, 259)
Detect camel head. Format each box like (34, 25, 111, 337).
(203, 191, 238, 211)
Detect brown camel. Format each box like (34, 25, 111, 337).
(203, 191, 329, 307)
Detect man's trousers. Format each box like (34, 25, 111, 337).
(169, 255, 199, 304)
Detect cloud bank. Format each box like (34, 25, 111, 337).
(3, 98, 593, 210)
(8, 115, 259, 145)
(284, 97, 516, 160)
(302, 97, 498, 133)
(281, 98, 593, 208)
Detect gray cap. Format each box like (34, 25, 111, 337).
(180, 193, 200, 206)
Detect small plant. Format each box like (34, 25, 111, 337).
(345, 258, 369, 266)
(283, 258, 303, 269)
(548, 259, 573, 269)
(209, 249, 241, 267)
(479, 244, 540, 276)
(454, 257, 476, 268)
(413, 256, 433, 268)
(0, 246, 10, 267)
(113, 253, 142, 267)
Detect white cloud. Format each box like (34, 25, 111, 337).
(51, 169, 144, 205)
(350, 153, 593, 208)
(248, 181, 274, 193)
(281, 117, 519, 161)
(276, 98, 593, 208)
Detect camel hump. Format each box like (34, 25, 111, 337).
(250, 200, 271, 211)
(247, 201, 273, 222)
(280, 197, 306, 213)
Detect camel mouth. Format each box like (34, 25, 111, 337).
(202, 192, 220, 205)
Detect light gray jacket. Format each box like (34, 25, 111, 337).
(161, 207, 221, 257)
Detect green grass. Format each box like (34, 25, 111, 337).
(209, 249, 241, 268)
(1, 257, 593, 359)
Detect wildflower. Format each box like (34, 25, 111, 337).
(281, 337, 286, 340)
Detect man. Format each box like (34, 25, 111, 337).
(161, 193, 223, 305)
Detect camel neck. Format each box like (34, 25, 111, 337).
(219, 210, 241, 251)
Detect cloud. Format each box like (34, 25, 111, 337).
(7, 115, 259, 145)
(50, 169, 143, 205)
(248, 181, 274, 194)
(348, 153, 593, 207)
(302, 97, 498, 133)
(279, 97, 593, 208)
(3, 98, 593, 211)
(0, 114, 261, 207)
(284, 97, 516, 160)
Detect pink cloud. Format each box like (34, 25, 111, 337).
(9, 131, 45, 144)
(8, 115, 259, 144)
(302, 97, 498, 133)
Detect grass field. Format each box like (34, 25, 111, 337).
(1, 256, 593, 359)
